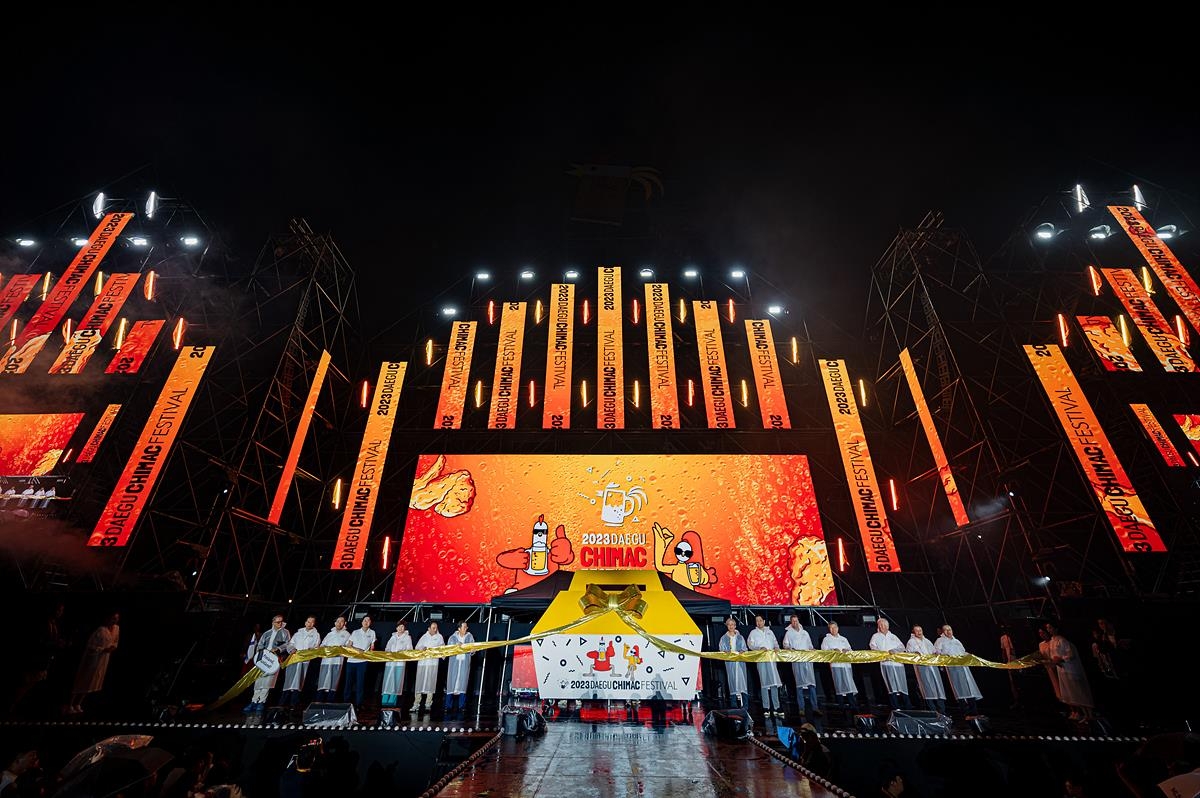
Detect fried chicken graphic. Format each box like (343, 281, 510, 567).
(409, 455, 476, 518)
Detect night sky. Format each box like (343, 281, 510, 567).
(4, 23, 1198, 334)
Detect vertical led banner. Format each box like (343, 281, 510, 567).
(899, 348, 970, 526)
(1174, 414, 1200, 458)
(267, 350, 332, 524)
(645, 283, 680, 429)
(49, 273, 139, 374)
(333, 361, 406, 569)
(2, 213, 132, 374)
(745, 319, 790, 429)
(543, 285, 574, 429)
(76, 404, 123, 464)
(1130, 404, 1185, 467)
(1077, 316, 1141, 372)
(597, 267, 624, 429)
(1102, 268, 1196, 372)
(88, 346, 215, 546)
(694, 301, 735, 429)
(1024, 344, 1165, 552)
(488, 303, 526, 429)
(819, 358, 901, 572)
(0, 273, 40, 331)
(106, 319, 164, 374)
(435, 321, 477, 429)
(1109, 205, 1200, 334)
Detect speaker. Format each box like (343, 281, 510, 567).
(379, 709, 398, 727)
(302, 702, 357, 728)
(703, 707, 751, 740)
(886, 710, 951, 736)
(854, 713, 878, 733)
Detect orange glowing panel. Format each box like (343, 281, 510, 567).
(143, 270, 157, 301)
(487, 300, 496, 325)
(172, 318, 186, 350)
(1102, 268, 1196, 372)
(837, 538, 847, 572)
(694, 301, 735, 429)
(1175, 414, 1200, 459)
(75, 404, 123, 464)
(0, 273, 40, 333)
(726, 298, 735, 323)
(645, 284, 680, 429)
(899, 348, 970, 527)
(0, 413, 85, 476)
(1110, 206, 1200, 336)
(89, 346, 215, 546)
(678, 297, 687, 323)
(424, 338, 433, 366)
(528, 379, 536, 408)
(582, 299, 591, 325)
(597, 267, 624, 429)
(1057, 313, 1069, 347)
(382, 535, 391, 570)
(889, 478, 899, 512)
(1177, 315, 1190, 347)
(105, 319, 164, 374)
(49, 272, 139, 374)
(543, 284, 574, 429)
(1077, 316, 1141, 372)
(360, 380, 370, 408)
(332, 361, 406, 569)
(389, 453, 838, 606)
(819, 358, 901, 572)
(2, 213, 132, 374)
(61, 319, 73, 344)
(488, 302, 526, 429)
(1088, 265, 1103, 296)
(267, 350, 332, 524)
(686, 379, 695, 407)
(745, 319, 791, 429)
(631, 298, 640, 325)
(1130, 404, 1185, 468)
(534, 299, 543, 325)
(1025, 344, 1165, 552)
(113, 318, 128, 350)
(435, 321, 477, 429)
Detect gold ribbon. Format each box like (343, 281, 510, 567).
(209, 584, 1041, 709)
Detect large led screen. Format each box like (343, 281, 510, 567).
(0, 413, 85, 476)
(390, 454, 838, 606)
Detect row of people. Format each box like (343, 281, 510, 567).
(246, 615, 476, 716)
(719, 615, 983, 717)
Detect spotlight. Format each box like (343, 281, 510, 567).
(730, 269, 745, 279)
(1034, 576, 1051, 586)
(130, 236, 149, 247)
(1132, 184, 1147, 210)
(1157, 224, 1180, 240)
(15, 238, 36, 248)
(520, 270, 534, 280)
(767, 305, 783, 315)
(1034, 222, 1056, 241)
(564, 269, 579, 280)
(72, 238, 89, 247)
(145, 190, 159, 219)
(639, 267, 654, 278)
(683, 268, 698, 278)
(441, 306, 457, 317)
(1088, 225, 1112, 240)
(92, 192, 106, 219)
(475, 271, 490, 281)
(1073, 184, 1089, 213)
(180, 235, 201, 247)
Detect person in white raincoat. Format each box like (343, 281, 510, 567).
(316, 616, 351, 702)
(747, 615, 783, 717)
(906, 625, 946, 714)
(414, 622, 444, 714)
(382, 620, 413, 710)
(719, 618, 749, 708)
(1046, 622, 1094, 721)
(869, 618, 911, 710)
(443, 622, 475, 716)
(246, 614, 291, 712)
(281, 616, 321, 706)
(783, 614, 820, 716)
(934, 624, 982, 714)
(69, 613, 119, 714)
(821, 622, 859, 714)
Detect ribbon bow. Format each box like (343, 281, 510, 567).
(578, 584, 647, 619)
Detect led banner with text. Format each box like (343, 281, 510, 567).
(267, 350, 331, 524)
(49, 272, 140, 374)
(0, 413, 85, 476)
(694, 301, 735, 429)
(1174, 414, 1200, 458)
(597, 267, 624, 429)
(1103, 268, 1196, 373)
(543, 285, 574, 429)
(745, 319, 790, 429)
(1024, 344, 1165, 552)
(2, 213, 132, 374)
(76, 404, 123, 464)
(0, 273, 41, 332)
(1130, 404, 1185, 468)
(435, 321, 477, 430)
(900, 348, 970, 526)
(646, 283, 680, 429)
(88, 345, 215, 547)
(390, 453, 837, 606)
(106, 319, 164, 374)
(1109, 205, 1200, 335)
(818, 358, 901, 572)
(1078, 316, 1141, 372)
(332, 361, 406, 570)
(488, 303, 526, 429)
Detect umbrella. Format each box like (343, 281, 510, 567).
(58, 735, 155, 782)
(54, 746, 174, 798)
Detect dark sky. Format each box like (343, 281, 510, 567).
(5, 23, 1198, 335)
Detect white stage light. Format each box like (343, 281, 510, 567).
(1074, 184, 1089, 213)
(683, 268, 698, 278)
(1157, 224, 1179, 240)
(475, 271, 490, 281)
(145, 191, 159, 219)
(16, 238, 36, 247)
(92, 192, 106, 219)
(180, 235, 200, 247)
(639, 267, 654, 278)
(1034, 222, 1056, 240)
(1088, 225, 1111, 240)
(767, 305, 783, 315)
(1132, 184, 1146, 210)
(441, 306, 457, 317)
(130, 236, 149, 247)
(564, 269, 579, 280)
(730, 269, 745, 279)
(72, 238, 89, 247)
(520, 270, 535, 280)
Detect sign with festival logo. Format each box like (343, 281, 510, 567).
(390, 453, 838, 606)
(694, 301, 735, 429)
(899, 348, 970, 526)
(645, 283, 680, 429)
(488, 303, 525, 429)
(0, 273, 41, 332)
(105, 319, 164, 374)
(435, 321, 476, 429)
(1174, 414, 1200, 458)
(818, 358, 902, 572)
(1078, 316, 1142, 372)
(48, 272, 140, 374)
(543, 285, 574, 429)
(1109, 205, 1200, 336)
(532, 633, 702, 701)
(1102, 268, 1196, 373)
(1024, 344, 1165, 552)
(0, 413, 85, 476)
(745, 319, 790, 429)
(597, 267, 624, 429)
(1130, 404, 1185, 468)
(76, 404, 123, 464)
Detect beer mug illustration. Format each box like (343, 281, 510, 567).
(686, 561, 702, 585)
(599, 484, 647, 527)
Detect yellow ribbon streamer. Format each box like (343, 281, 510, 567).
(209, 585, 1041, 710)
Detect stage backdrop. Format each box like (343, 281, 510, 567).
(0, 413, 85, 476)
(390, 453, 837, 606)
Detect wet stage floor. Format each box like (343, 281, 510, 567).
(437, 711, 840, 798)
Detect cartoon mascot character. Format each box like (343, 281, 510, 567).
(653, 522, 717, 590)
